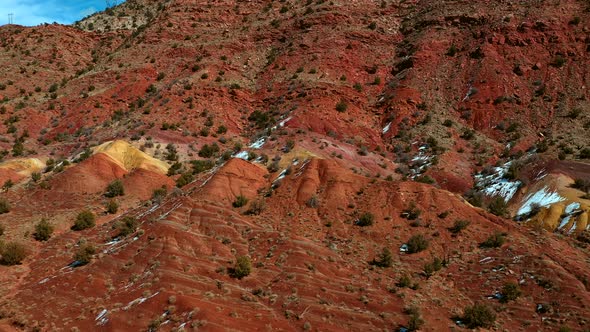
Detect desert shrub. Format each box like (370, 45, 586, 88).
(480, 231, 506, 248)
(116, 216, 138, 237)
(233, 195, 248, 208)
(401, 202, 421, 220)
(246, 199, 266, 215)
(104, 179, 124, 197)
(407, 234, 428, 254)
(31, 172, 41, 182)
(423, 257, 443, 277)
(500, 282, 521, 303)
(0, 223, 4, 236)
(230, 255, 251, 279)
(370, 247, 393, 268)
(397, 275, 412, 288)
(191, 160, 214, 174)
(335, 100, 348, 113)
(356, 212, 374, 226)
(306, 195, 319, 208)
(0, 198, 10, 214)
(198, 143, 219, 158)
(446, 44, 457, 56)
(106, 199, 119, 214)
(72, 210, 95, 231)
(33, 219, 53, 241)
(152, 186, 167, 202)
(406, 308, 424, 331)
(462, 303, 496, 329)
(175, 172, 194, 187)
(74, 243, 96, 266)
(248, 110, 272, 129)
(488, 196, 507, 216)
(572, 178, 590, 193)
(448, 220, 470, 234)
(580, 148, 590, 159)
(0, 242, 27, 265)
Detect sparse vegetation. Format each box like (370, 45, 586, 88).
(335, 100, 348, 113)
(0, 241, 27, 265)
(500, 282, 521, 303)
(407, 234, 429, 254)
(370, 247, 393, 268)
(488, 196, 507, 217)
(104, 179, 125, 197)
(233, 195, 249, 208)
(230, 255, 252, 279)
(72, 210, 96, 231)
(448, 220, 470, 234)
(33, 219, 54, 241)
(73, 243, 96, 266)
(462, 303, 496, 329)
(0, 198, 10, 214)
(116, 216, 138, 237)
(356, 212, 374, 226)
(480, 231, 506, 248)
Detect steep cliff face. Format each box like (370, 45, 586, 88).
(0, 0, 589, 331)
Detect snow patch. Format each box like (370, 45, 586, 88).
(474, 162, 521, 202)
(249, 137, 266, 149)
(517, 187, 565, 216)
(382, 122, 391, 134)
(233, 151, 249, 160)
(95, 309, 108, 325)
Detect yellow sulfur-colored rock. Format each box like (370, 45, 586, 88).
(93, 140, 169, 174)
(540, 203, 565, 230)
(0, 158, 45, 176)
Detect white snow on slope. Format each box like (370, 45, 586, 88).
(249, 137, 266, 149)
(474, 162, 521, 202)
(233, 151, 249, 160)
(517, 186, 565, 216)
(382, 122, 391, 134)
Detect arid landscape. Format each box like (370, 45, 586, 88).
(0, 0, 589, 331)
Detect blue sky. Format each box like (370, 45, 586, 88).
(0, 0, 115, 26)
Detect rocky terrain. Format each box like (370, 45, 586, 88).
(0, 0, 589, 331)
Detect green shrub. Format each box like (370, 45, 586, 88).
(104, 179, 124, 197)
(401, 202, 421, 220)
(74, 243, 96, 266)
(488, 196, 507, 216)
(423, 257, 443, 277)
(233, 195, 249, 208)
(72, 210, 95, 231)
(0, 242, 27, 265)
(198, 143, 219, 158)
(448, 220, 470, 234)
(397, 275, 412, 288)
(0, 198, 10, 214)
(407, 309, 424, 331)
(230, 255, 252, 279)
(335, 100, 348, 113)
(462, 303, 496, 329)
(176, 172, 194, 187)
(33, 219, 53, 241)
(116, 216, 138, 237)
(106, 199, 119, 214)
(370, 247, 392, 268)
(152, 186, 167, 202)
(191, 160, 214, 174)
(500, 282, 521, 303)
(356, 212, 374, 227)
(480, 231, 506, 248)
(407, 234, 429, 254)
